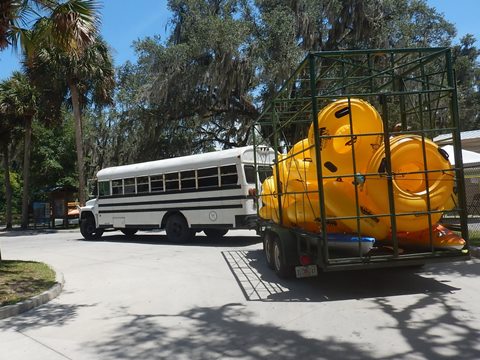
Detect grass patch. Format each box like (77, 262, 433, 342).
(0, 260, 56, 306)
(470, 230, 480, 247)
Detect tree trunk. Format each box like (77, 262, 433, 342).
(3, 140, 13, 230)
(20, 117, 32, 229)
(69, 81, 86, 206)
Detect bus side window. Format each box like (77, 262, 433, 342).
(198, 167, 219, 188)
(181, 170, 196, 190)
(151, 175, 164, 192)
(124, 178, 136, 194)
(98, 180, 111, 197)
(112, 179, 123, 195)
(244, 165, 256, 184)
(220, 165, 238, 186)
(165, 172, 179, 191)
(137, 176, 149, 193)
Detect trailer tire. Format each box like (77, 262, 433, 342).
(272, 237, 293, 278)
(263, 231, 275, 270)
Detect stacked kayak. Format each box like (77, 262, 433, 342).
(259, 98, 465, 253)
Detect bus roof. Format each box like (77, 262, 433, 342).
(96, 146, 275, 180)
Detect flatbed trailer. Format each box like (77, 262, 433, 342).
(253, 48, 470, 278)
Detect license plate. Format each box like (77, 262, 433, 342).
(295, 265, 318, 278)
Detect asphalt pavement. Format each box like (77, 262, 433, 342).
(1, 229, 480, 359)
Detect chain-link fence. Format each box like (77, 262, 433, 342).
(465, 165, 480, 244)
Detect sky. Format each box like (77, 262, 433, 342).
(0, 0, 479, 81)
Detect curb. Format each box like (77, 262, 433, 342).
(0, 266, 64, 320)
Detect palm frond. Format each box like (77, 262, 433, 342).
(50, 0, 101, 54)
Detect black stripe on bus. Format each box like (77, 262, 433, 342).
(99, 184, 242, 200)
(191, 224, 234, 228)
(98, 194, 249, 208)
(99, 223, 235, 229)
(98, 204, 243, 214)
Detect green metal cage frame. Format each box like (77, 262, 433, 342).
(253, 48, 469, 270)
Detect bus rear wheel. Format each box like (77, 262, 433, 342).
(204, 229, 228, 239)
(166, 214, 193, 243)
(80, 216, 104, 241)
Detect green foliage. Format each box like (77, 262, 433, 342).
(29, 116, 78, 201)
(30, 36, 115, 109)
(470, 230, 480, 246)
(0, 71, 38, 120)
(82, 57, 217, 171)
(381, 0, 455, 47)
(134, 0, 258, 149)
(0, 169, 21, 216)
(0, 114, 78, 212)
(2, 0, 101, 56)
(453, 35, 480, 130)
(119, 0, 467, 156)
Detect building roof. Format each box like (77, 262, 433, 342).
(434, 130, 480, 153)
(442, 145, 480, 166)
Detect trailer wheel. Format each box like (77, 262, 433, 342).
(166, 214, 193, 243)
(80, 215, 104, 241)
(272, 237, 293, 278)
(263, 232, 275, 270)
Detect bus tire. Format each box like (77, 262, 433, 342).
(120, 228, 138, 236)
(273, 237, 293, 278)
(165, 214, 193, 243)
(80, 215, 104, 241)
(204, 229, 228, 239)
(263, 231, 275, 270)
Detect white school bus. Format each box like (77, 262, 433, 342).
(79, 146, 275, 241)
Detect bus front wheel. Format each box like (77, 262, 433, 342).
(80, 216, 104, 241)
(166, 214, 193, 243)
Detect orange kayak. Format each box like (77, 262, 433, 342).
(388, 224, 465, 250)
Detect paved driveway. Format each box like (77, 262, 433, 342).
(1, 229, 480, 359)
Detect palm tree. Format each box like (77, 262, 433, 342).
(30, 0, 106, 206)
(2, 0, 102, 231)
(31, 36, 114, 205)
(0, 72, 37, 229)
(0, 0, 22, 50)
(1, 0, 100, 53)
(0, 81, 16, 230)
(4, 0, 105, 207)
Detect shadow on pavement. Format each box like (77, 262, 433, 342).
(0, 299, 96, 331)
(0, 229, 78, 237)
(223, 249, 461, 302)
(373, 293, 480, 359)
(89, 232, 261, 248)
(422, 257, 480, 278)
(86, 299, 480, 360)
(85, 303, 375, 360)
